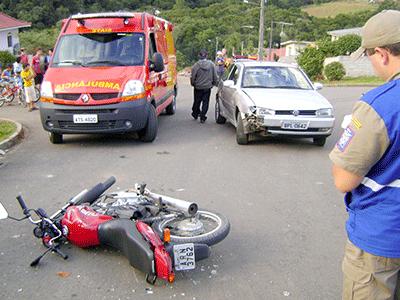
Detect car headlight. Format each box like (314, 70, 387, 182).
(249, 106, 275, 116)
(122, 80, 145, 97)
(316, 108, 333, 117)
(41, 81, 53, 98)
(257, 107, 275, 116)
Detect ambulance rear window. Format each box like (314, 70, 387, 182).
(52, 33, 145, 67)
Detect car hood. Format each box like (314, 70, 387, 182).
(44, 66, 145, 94)
(242, 88, 332, 110)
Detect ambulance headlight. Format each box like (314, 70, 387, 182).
(41, 81, 53, 98)
(122, 80, 145, 97)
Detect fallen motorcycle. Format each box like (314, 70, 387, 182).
(0, 177, 230, 284)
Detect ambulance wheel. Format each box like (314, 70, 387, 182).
(165, 94, 176, 115)
(313, 137, 326, 147)
(49, 132, 63, 144)
(139, 105, 158, 142)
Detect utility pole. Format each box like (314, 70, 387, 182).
(257, 0, 265, 61)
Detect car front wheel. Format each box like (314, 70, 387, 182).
(236, 112, 249, 145)
(313, 137, 326, 147)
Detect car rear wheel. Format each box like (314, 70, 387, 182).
(49, 132, 63, 144)
(215, 98, 226, 124)
(236, 112, 248, 145)
(139, 104, 158, 142)
(313, 137, 326, 147)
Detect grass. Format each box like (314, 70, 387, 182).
(322, 76, 385, 86)
(302, 0, 378, 18)
(0, 120, 17, 143)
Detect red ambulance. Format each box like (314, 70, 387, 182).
(40, 12, 177, 144)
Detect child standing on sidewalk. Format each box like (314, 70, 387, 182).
(21, 63, 38, 112)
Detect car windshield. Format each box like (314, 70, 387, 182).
(52, 33, 145, 67)
(242, 66, 312, 90)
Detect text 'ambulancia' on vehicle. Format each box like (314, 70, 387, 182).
(40, 12, 177, 144)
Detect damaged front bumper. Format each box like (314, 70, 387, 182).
(240, 112, 334, 137)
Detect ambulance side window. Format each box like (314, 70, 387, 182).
(149, 33, 157, 58)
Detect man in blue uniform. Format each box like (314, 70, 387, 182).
(330, 10, 400, 299)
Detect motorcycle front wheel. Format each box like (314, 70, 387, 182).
(153, 210, 230, 246)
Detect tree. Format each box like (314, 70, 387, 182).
(334, 34, 362, 56)
(297, 47, 325, 80)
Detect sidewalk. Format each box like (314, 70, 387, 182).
(0, 118, 23, 152)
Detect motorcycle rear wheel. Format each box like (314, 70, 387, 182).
(153, 210, 230, 246)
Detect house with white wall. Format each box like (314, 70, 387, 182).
(327, 27, 362, 42)
(0, 12, 31, 54)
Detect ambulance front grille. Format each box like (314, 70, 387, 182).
(54, 93, 80, 100)
(58, 120, 117, 130)
(91, 93, 119, 100)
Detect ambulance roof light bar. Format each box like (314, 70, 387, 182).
(71, 12, 136, 20)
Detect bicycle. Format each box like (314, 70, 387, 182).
(0, 78, 40, 107)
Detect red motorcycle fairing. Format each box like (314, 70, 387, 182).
(61, 205, 112, 248)
(136, 221, 174, 282)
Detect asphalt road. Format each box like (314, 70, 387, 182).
(0, 78, 373, 300)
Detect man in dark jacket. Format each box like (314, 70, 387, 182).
(190, 49, 218, 123)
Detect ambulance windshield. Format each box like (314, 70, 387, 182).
(52, 33, 145, 67)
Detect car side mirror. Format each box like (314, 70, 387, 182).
(223, 80, 235, 87)
(150, 52, 164, 72)
(314, 82, 323, 90)
(0, 202, 8, 220)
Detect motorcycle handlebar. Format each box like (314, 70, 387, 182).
(76, 176, 116, 205)
(16, 195, 30, 216)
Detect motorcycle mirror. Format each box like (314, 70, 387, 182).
(0, 202, 8, 220)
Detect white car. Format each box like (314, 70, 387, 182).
(215, 61, 335, 146)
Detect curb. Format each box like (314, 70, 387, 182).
(0, 118, 24, 152)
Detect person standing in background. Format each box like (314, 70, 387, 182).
(190, 49, 218, 123)
(21, 63, 38, 112)
(32, 48, 43, 90)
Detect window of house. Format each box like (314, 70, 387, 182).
(7, 33, 12, 48)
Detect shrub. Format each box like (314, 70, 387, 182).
(0, 51, 16, 69)
(335, 34, 362, 56)
(297, 47, 325, 80)
(324, 61, 346, 81)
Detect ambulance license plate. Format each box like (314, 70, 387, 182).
(73, 114, 98, 124)
(173, 243, 195, 271)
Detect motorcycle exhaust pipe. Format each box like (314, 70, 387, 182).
(145, 192, 198, 217)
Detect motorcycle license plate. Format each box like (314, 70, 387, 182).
(281, 121, 309, 130)
(73, 114, 98, 124)
(173, 243, 195, 271)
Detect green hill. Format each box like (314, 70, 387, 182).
(302, 0, 379, 18)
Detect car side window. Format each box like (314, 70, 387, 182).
(228, 65, 240, 84)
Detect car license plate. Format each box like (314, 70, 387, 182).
(281, 121, 309, 130)
(173, 243, 195, 271)
(73, 114, 98, 124)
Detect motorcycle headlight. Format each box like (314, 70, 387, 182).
(316, 108, 333, 117)
(257, 107, 275, 116)
(41, 81, 53, 98)
(122, 80, 145, 97)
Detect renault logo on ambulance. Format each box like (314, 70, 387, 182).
(82, 94, 89, 103)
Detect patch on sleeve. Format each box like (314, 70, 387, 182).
(351, 117, 362, 129)
(336, 127, 355, 152)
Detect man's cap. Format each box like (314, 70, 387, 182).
(199, 49, 208, 59)
(351, 10, 400, 60)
